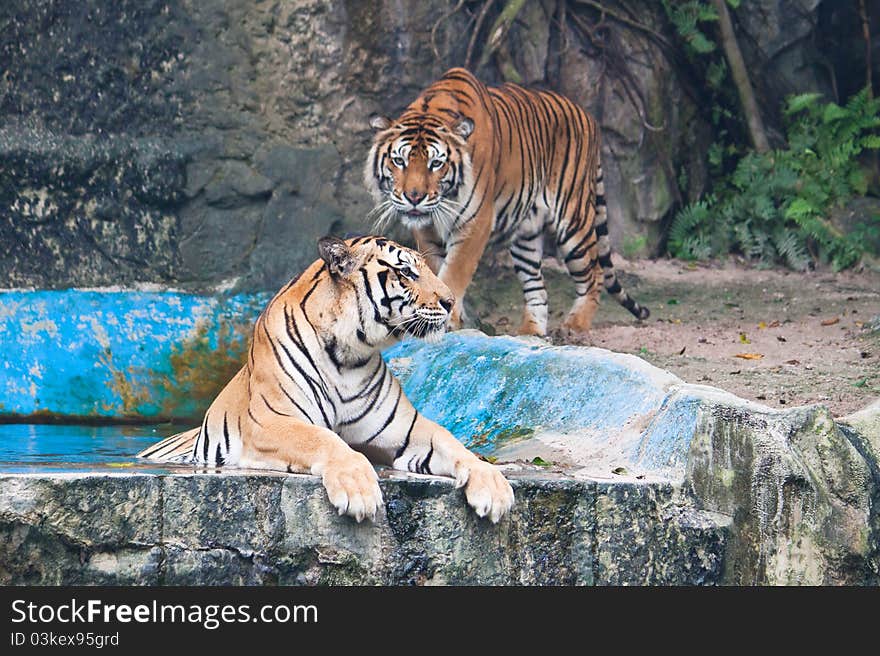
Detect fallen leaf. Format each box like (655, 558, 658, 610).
(768, 320, 781, 328)
(739, 332, 751, 344)
(611, 466, 628, 475)
(483, 455, 498, 463)
(734, 353, 764, 360)
(531, 456, 552, 467)
(853, 379, 868, 388)
(667, 298, 679, 305)
(678, 346, 686, 355)
(757, 321, 767, 329)
(855, 321, 865, 328)
(776, 335, 787, 342)
(821, 317, 840, 326)
(785, 359, 800, 365)
(106, 462, 135, 468)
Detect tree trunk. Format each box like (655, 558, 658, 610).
(477, 0, 528, 71)
(711, 0, 770, 153)
(858, 0, 873, 99)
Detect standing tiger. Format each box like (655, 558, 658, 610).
(138, 236, 514, 524)
(365, 67, 649, 336)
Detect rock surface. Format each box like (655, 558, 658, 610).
(0, 471, 730, 585)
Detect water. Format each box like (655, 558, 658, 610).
(0, 423, 179, 473)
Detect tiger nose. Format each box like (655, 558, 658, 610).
(404, 189, 425, 205)
(439, 296, 454, 313)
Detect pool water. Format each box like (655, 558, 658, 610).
(0, 424, 180, 473)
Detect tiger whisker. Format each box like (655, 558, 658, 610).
(371, 202, 398, 233)
(388, 313, 420, 329)
(418, 245, 445, 259)
(367, 204, 389, 230)
(365, 200, 392, 223)
(430, 203, 451, 226)
(431, 202, 460, 234)
(365, 199, 391, 216)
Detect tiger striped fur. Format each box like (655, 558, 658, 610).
(366, 67, 649, 336)
(138, 236, 514, 523)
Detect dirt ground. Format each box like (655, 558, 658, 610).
(467, 254, 880, 418)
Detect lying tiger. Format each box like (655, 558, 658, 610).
(138, 235, 514, 523)
(366, 67, 649, 336)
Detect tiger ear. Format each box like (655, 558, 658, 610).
(453, 116, 474, 140)
(318, 236, 356, 277)
(369, 115, 393, 131)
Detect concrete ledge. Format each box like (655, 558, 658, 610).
(0, 471, 728, 586)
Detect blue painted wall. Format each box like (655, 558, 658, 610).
(0, 290, 266, 419)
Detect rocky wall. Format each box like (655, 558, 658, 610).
(1, 1, 837, 291)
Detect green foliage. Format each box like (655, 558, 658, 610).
(706, 59, 727, 88)
(622, 234, 648, 258)
(662, 0, 718, 56)
(663, 1, 744, 178)
(669, 89, 880, 270)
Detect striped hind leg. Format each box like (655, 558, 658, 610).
(511, 210, 549, 336)
(557, 219, 602, 335)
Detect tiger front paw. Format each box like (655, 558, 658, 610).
(517, 315, 547, 337)
(454, 459, 515, 523)
(322, 451, 383, 523)
(561, 312, 593, 336)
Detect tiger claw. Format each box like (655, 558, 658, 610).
(322, 452, 383, 523)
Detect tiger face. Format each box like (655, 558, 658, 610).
(365, 115, 474, 232)
(319, 236, 455, 342)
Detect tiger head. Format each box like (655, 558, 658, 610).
(364, 113, 474, 232)
(317, 235, 455, 346)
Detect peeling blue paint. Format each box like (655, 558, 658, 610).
(0, 290, 266, 419)
(384, 334, 700, 467)
(633, 394, 701, 471)
(385, 335, 668, 447)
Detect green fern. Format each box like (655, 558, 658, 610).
(668, 85, 880, 269)
(784, 93, 823, 116)
(771, 228, 810, 272)
(662, 0, 719, 56)
(668, 200, 713, 259)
